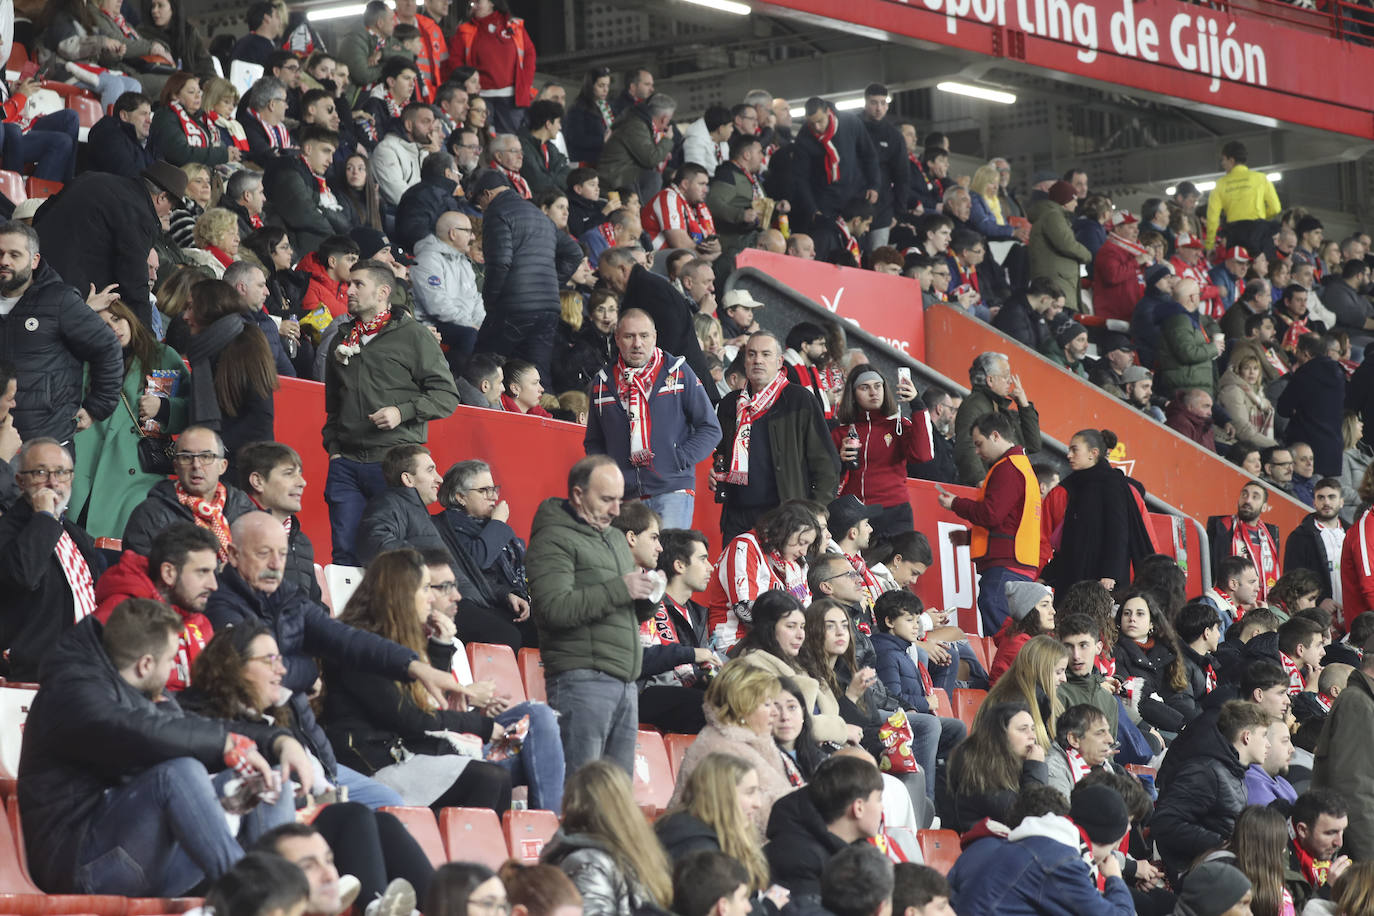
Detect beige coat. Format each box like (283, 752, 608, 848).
(668, 704, 798, 825)
(735, 649, 849, 744)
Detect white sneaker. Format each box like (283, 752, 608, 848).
(365, 878, 417, 916)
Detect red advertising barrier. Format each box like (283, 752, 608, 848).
(277, 379, 1201, 636)
(756, 0, 1374, 140)
(736, 250, 926, 361)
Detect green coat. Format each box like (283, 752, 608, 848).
(1156, 308, 1219, 396)
(69, 345, 190, 540)
(1027, 197, 1091, 312)
(336, 26, 385, 91)
(596, 108, 670, 191)
(526, 498, 644, 682)
(952, 382, 1042, 486)
(705, 162, 760, 269)
(1042, 342, 1089, 379)
(1313, 669, 1374, 859)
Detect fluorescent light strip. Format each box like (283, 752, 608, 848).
(307, 3, 368, 20)
(935, 81, 1016, 104)
(678, 0, 751, 15)
(1165, 172, 1280, 196)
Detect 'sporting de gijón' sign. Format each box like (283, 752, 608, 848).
(916, 0, 1268, 92)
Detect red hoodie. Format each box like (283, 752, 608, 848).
(296, 251, 350, 319)
(94, 550, 214, 693)
(831, 409, 935, 508)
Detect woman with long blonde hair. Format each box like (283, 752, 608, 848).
(542, 761, 673, 916)
(655, 753, 769, 891)
(981, 635, 1069, 751)
(969, 162, 1015, 241)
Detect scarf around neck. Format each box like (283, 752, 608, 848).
(183, 313, 246, 429)
(171, 100, 209, 147)
(615, 348, 664, 468)
(177, 481, 232, 562)
(1231, 517, 1279, 601)
(811, 110, 840, 183)
(726, 372, 788, 485)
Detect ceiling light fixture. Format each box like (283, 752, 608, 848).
(1166, 172, 1280, 196)
(935, 81, 1016, 105)
(678, 0, 752, 15)
(306, 3, 369, 21)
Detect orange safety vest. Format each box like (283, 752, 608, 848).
(410, 13, 446, 103)
(452, 16, 535, 107)
(969, 451, 1042, 569)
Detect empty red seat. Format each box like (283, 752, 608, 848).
(23, 178, 61, 200)
(439, 807, 507, 870)
(503, 809, 558, 865)
(68, 95, 102, 129)
(517, 649, 545, 702)
(632, 731, 673, 814)
(951, 688, 986, 731)
(380, 806, 447, 868)
(663, 733, 696, 781)
(918, 828, 961, 874)
(467, 643, 526, 704)
(0, 172, 25, 205)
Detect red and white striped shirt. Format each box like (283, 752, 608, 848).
(703, 532, 809, 651)
(642, 186, 716, 251)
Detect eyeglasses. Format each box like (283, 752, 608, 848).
(468, 485, 500, 498)
(824, 570, 863, 583)
(175, 452, 224, 466)
(429, 582, 459, 593)
(469, 899, 510, 916)
(18, 467, 73, 481)
(246, 653, 283, 666)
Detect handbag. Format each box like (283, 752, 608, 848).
(121, 392, 175, 476)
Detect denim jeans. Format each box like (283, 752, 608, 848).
(493, 701, 566, 812)
(644, 490, 695, 530)
(96, 72, 142, 109)
(544, 668, 637, 776)
(976, 565, 1032, 635)
(907, 712, 967, 800)
(324, 457, 388, 565)
(3, 110, 78, 182)
(336, 763, 404, 809)
(74, 757, 293, 897)
(475, 310, 560, 390)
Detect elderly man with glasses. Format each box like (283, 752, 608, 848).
(0, 438, 107, 679)
(121, 425, 257, 561)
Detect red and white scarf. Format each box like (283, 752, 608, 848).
(54, 529, 97, 622)
(837, 217, 860, 261)
(1065, 747, 1093, 785)
(1204, 661, 1217, 693)
(1279, 651, 1306, 696)
(845, 551, 883, 611)
(102, 8, 139, 38)
(726, 372, 788, 485)
(1231, 518, 1279, 601)
(597, 221, 618, 247)
(380, 91, 404, 120)
(615, 348, 664, 468)
(342, 308, 391, 349)
(1282, 314, 1311, 353)
(1210, 586, 1240, 621)
(1316, 691, 1333, 713)
(1289, 818, 1333, 889)
(1106, 231, 1151, 260)
(205, 111, 250, 151)
(595, 98, 614, 131)
(299, 156, 339, 211)
(1095, 654, 1116, 678)
(494, 161, 531, 199)
(250, 109, 290, 148)
(248, 212, 263, 230)
(176, 482, 232, 563)
(170, 101, 209, 148)
(811, 110, 840, 183)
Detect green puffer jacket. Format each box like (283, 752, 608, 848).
(526, 498, 645, 682)
(1155, 302, 1220, 396)
(597, 107, 671, 191)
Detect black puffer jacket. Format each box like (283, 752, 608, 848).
(357, 485, 450, 565)
(1111, 636, 1188, 733)
(394, 175, 466, 254)
(1152, 709, 1248, 877)
(764, 784, 851, 905)
(0, 261, 123, 443)
(17, 618, 277, 893)
(121, 479, 257, 558)
(86, 115, 159, 179)
(552, 321, 614, 395)
(481, 188, 565, 317)
(1167, 644, 1218, 725)
(286, 518, 322, 602)
(654, 811, 721, 862)
(791, 111, 879, 224)
(264, 155, 353, 257)
(33, 173, 160, 330)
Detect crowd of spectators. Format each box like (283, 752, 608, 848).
(10, 1, 1374, 915)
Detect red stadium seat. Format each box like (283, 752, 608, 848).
(125, 899, 202, 915)
(503, 809, 558, 865)
(379, 806, 447, 868)
(632, 730, 673, 814)
(918, 829, 961, 874)
(516, 649, 545, 702)
(24, 178, 61, 200)
(663, 733, 696, 781)
(467, 643, 526, 704)
(68, 95, 102, 129)
(0, 172, 25, 205)
(439, 807, 507, 870)
(929, 688, 951, 718)
(951, 688, 986, 731)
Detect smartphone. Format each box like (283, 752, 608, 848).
(897, 366, 911, 386)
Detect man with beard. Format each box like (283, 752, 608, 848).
(1284, 790, 1352, 911)
(909, 387, 961, 484)
(0, 221, 122, 444)
(93, 523, 221, 692)
(1208, 481, 1283, 606)
(322, 259, 457, 565)
(1285, 478, 1348, 607)
(0, 439, 106, 680)
(1118, 366, 1165, 422)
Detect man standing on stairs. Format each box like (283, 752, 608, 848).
(952, 351, 1042, 487)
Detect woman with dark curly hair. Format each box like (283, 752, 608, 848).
(184, 624, 436, 906)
